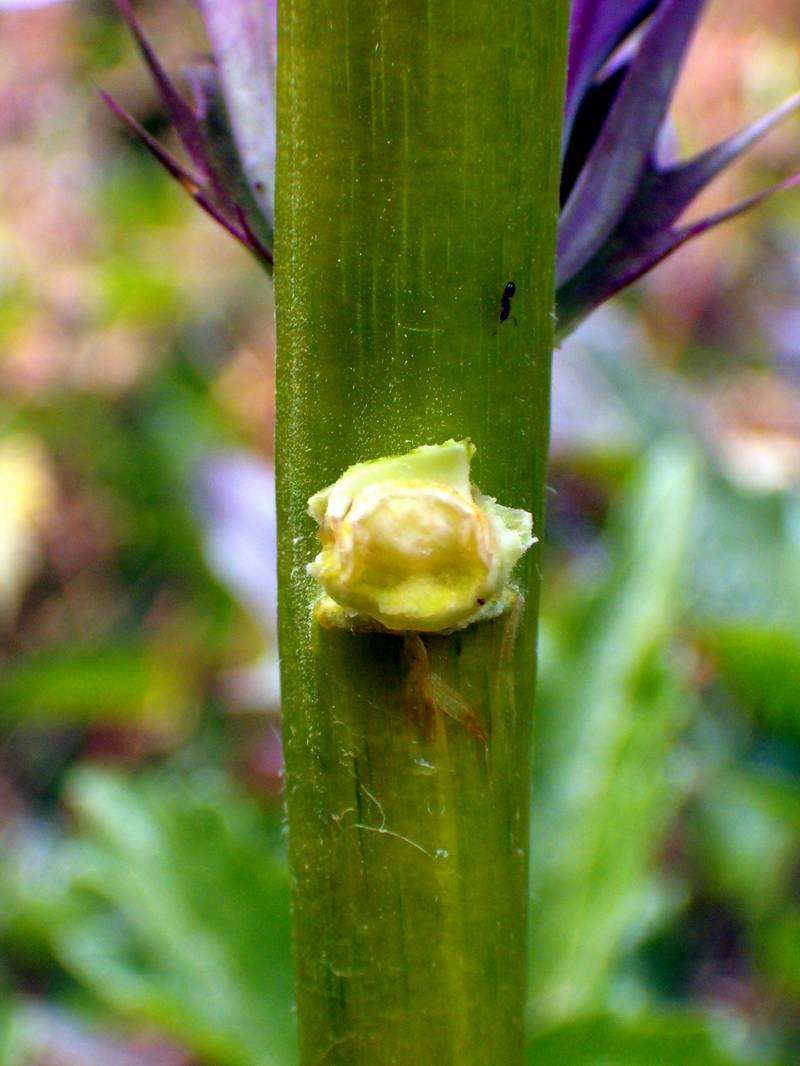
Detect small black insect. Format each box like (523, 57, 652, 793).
(499, 280, 516, 323)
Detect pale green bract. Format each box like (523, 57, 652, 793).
(307, 439, 535, 633)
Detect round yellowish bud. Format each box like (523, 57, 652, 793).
(307, 440, 535, 633)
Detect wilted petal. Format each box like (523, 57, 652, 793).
(197, 0, 277, 230)
(558, 0, 706, 285)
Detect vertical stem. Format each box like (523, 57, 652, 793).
(275, 3, 568, 1064)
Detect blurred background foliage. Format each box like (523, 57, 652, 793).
(0, 1, 798, 1064)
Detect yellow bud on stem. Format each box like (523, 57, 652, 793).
(307, 440, 535, 633)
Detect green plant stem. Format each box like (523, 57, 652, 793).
(275, 3, 568, 1063)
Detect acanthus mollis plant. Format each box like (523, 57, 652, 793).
(102, 2, 797, 1065)
(108, 0, 800, 337)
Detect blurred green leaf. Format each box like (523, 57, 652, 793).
(0, 823, 76, 963)
(758, 908, 800, 998)
(98, 256, 187, 325)
(23, 381, 231, 590)
(687, 476, 800, 634)
(44, 768, 294, 1066)
(526, 1013, 761, 1066)
(692, 767, 800, 919)
(0, 644, 192, 730)
(0, 999, 16, 1066)
(702, 624, 800, 739)
(530, 440, 699, 1020)
(577, 315, 693, 446)
(96, 155, 189, 231)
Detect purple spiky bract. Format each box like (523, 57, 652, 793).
(108, 0, 798, 334)
(556, 0, 800, 336)
(107, 0, 273, 269)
